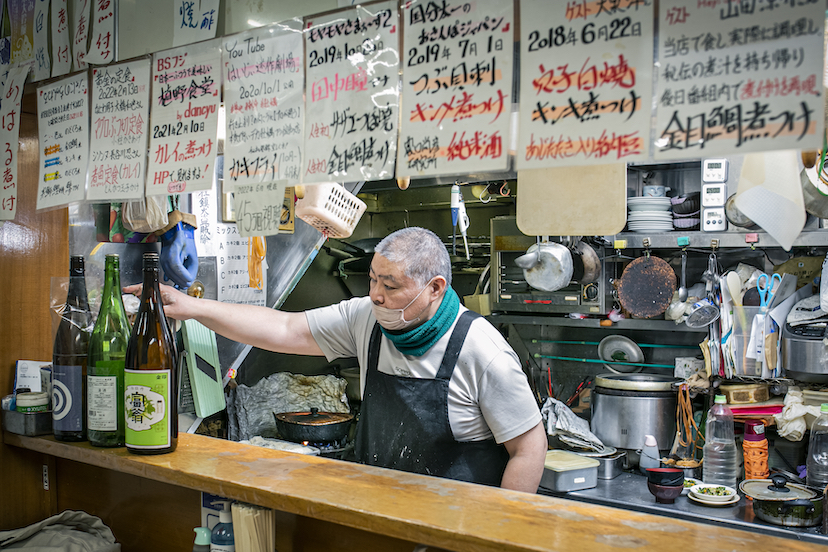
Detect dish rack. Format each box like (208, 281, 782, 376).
(295, 183, 367, 239)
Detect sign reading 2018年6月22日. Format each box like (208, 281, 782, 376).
(654, 0, 825, 159)
(517, 0, 654, 169)
(397, 0, 515, 178)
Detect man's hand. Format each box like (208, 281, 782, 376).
(122, 283, 196, 320)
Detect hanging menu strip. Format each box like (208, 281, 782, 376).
(87, 59, 151, 202)
(302, 1, 400, 183)
(37, 72, 89, 210)
(0, 66, 30, 220)
(222, 22, 304, 191)
(51, 0, 71, 78)
(146, 40, 221, 196)
(654, 0, 824, 159)
(33, 0, 51, 81)
(397, 0, 514, 177)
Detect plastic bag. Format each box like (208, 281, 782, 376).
(122, 196, 168, 233)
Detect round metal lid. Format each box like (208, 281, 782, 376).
(594, 373, 681, 392)
(739, 477, 818, 501)
(275, 408, 354, 426)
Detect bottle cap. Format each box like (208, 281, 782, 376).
(822, 403, 828, 413)
(213, 500, 233, 523)
(644, 434, 657, 447)
(194, 527, 211, 545)
(744, 420, 766, 441)
(714, 394, 727, 404)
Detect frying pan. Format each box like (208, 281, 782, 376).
(571, 241, 601, 284)
(617, 255, 677, 318)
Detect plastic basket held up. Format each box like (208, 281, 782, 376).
(295, 183, 367, 239)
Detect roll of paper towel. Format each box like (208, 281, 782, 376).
(734, 150, 805, 251)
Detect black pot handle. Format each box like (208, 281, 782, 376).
(768, 474, 791, 493)
(778, 498, 815, 515)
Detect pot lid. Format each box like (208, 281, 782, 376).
(275, 407, 354, 426)
(739, 476, 818, 501)
(594, 373, 680, 392)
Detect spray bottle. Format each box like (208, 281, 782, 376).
(210, 501, 235, 552)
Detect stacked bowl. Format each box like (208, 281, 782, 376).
(671, 192, 701, 231)
(627, 197, 673, 233)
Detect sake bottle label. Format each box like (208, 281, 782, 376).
(125, 370, 170, 448)
(52, 365, 83, 432)
(88, 373, 118, 431)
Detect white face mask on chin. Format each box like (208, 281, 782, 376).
(372, 280, 433, 331)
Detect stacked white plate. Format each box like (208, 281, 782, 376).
(627, 197, 673, 232)
(628, 197, 672, 212)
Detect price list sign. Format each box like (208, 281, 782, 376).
(147, 40, 221, 196)
(517, 0, 653, 169)
(37, 72, 89, 210)
(0, 66, 29, 220)
(302, 1, 400, 183)
(654, 0, 825, 159)
(215, 223, 267, 306)
(87, 59, 150, 202)
(222, 23, 304, 190)
(398, 0, 514, 177)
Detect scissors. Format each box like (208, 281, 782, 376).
(757, 272, 782, 310)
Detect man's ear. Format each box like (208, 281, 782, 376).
(430, 276, 448, 299)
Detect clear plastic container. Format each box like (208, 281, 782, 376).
(702, 395, 740, 487)
(807, 403, 828, 492)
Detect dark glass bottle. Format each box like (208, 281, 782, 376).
(124, 253, 178, 454)
(87, 254, 130, 447)
(52, 255, 93, 442)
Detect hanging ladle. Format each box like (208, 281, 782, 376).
(678, 250, 688, 302)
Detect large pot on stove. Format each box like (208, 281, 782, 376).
(740, 475, 824, 528)
(274, 408, 354, 443)
(590, 374, 681, 466)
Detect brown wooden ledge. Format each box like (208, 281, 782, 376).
(4, 432, 825, 552)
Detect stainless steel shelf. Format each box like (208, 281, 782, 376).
(608, 229, 828, 249)
(490, 313, 707, 332)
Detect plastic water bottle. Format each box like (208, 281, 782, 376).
(702, 395, 740, 487)
(807, 403, 828, 492)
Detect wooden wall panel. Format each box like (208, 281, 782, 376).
(0, 110, 67, 529)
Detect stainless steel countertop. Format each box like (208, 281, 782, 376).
(539, 472, 828, 545)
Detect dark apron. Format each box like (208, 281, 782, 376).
(354, 310, 510, 487)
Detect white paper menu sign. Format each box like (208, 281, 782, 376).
(517, 0, 654, 169)
(222, 22, 304, 191)
(397, 0, 514, 177)
(87, 59, 150, 202)
(654, 0, 825, 159)
(234, 180, 287, 238)
(37, 72, 89, 210)
(51, 0, 71, 77)
(215, 223, 267, 306)
(0, 66, 29, 220)
(172, 0, 220, 47)
(32, 0, 50, 80)
(302, 1, 400, 183)
(84, 0, 115, 65)
(71, 0, 90, 71)
(8, 0, 34, 67)
(146, 40, 221, 196)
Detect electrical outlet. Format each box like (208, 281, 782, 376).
(42, 464, 49, 490)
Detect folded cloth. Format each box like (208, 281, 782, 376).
(774, 387, 821, 442)
(0, 510, 120, 551)
(541, 397, 605, 453)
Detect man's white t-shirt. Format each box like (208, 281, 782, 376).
(305, 296, 541, 444)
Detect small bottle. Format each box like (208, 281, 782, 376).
(87, 254, 131, 447)
(702, 395, 740, 487)
(125, 253, 178, 455)
(193, 527, 211, 552)
(639, 434, 661, 473)
(210, 501, 235, 552)
(807, 403, 828, 491)
(743, 420, 769, 480)
(53, 255, 93, 442)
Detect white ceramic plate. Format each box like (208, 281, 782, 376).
(628, 203, 672, 212)
(688, 492, 740, 507)
(689, 483, 737, 502)
(682, 477, 702, 495)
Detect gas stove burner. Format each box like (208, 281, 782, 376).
(299, 437, 355, 460)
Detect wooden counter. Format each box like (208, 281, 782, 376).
(5, 432, 824, 552)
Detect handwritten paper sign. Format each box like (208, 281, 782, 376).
(222, 22, 304, 190)
(654, 0, 825, 159)
(146, 40, 221, 196)
(84, 0, 115, 65)
(0, 66, 29, 220)
(517, 0, 653, 168)
(215, 223, 267, 306)
(234, 180, 287, 237)
(173, 0, 220, 47)
(37, 72, 89, 210)
(87, 59, 150, 202)
(397, 0, 514, 177)
(32, 0, 50, 80)
(302, 1, 400, 183)
(9, 0, 35, 68)
(51, 0, 71, 77)
(71, 0, 90, 71)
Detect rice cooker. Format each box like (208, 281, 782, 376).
(590, 374, 681, 466)
(781, 320, 828, 383)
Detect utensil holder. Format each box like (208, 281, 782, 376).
(730, 305, 762, 377)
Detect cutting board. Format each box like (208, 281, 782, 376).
(516, 164, 627, 236)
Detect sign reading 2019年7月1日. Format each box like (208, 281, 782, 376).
(397, 0, 515, 178)
(146, 40, 221, 196)
(517, 0, 654, 169)
(654, 0, 825, 159)
(302, 1, 400, 183)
